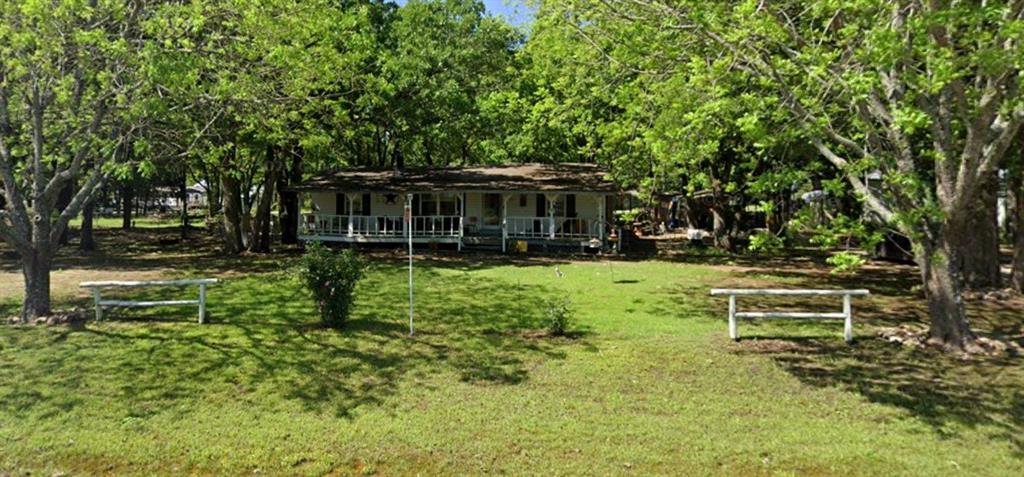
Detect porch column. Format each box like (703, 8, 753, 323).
(458, 192, 465, 252)
(545, 193, 558, 240)
(501, 193, 512, 252)
(300, 192, 309, 237)
(346, 193, 355, 237)
(596, 194, 605, 243)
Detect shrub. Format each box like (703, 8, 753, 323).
(826, 251, 867, 275)
(748, 230, 784, 254)
(544, 297, 574, 337)
(297, 243, 364, 327)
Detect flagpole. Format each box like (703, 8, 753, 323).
(406, 193, 414, 336)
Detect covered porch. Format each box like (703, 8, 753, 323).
(291, 163, 619, 253)
(298, 191, 611, 251)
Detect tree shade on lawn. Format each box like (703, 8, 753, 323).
(0, 228, 1022, 475)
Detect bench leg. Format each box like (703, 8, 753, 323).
(843, 294, 853, 344)
(92, 288, 103, 321)
(198, 284, 207, 324)
(728, 295, 737, 341)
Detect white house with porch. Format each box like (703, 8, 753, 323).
(291, 163, 618, 252)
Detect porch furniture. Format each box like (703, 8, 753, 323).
(709, 288, 870, 343)
(80, 278, 219, 323)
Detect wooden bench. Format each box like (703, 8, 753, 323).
(80, 279, 219, 323)
(709, 288, 870, 343)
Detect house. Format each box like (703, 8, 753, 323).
(291, 163, 619, 252)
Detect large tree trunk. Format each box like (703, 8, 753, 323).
(121, 182, 133, 229)
(278, 152, 301, 245)
(710, 203, 742, 251)
(1012, 175, 1024, 292)
(956, 173, 1001, 289)
(221, 172, 244, 255)
(917, 219, 977, 351)
(21, 248, 53, 322)
(249, 145, 278, 253)
(80, 198, 96, 251)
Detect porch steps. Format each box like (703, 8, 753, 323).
(462, 236, 503, 251)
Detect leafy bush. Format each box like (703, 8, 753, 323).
(544, 297, 574, 336)
(826, 251, 866, 275)
(297, 243, 364, 327)
(748, 230, 784, 254)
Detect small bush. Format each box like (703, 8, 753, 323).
(544, 297, 574, 337)
(826, 251, 866, 275)
(298, 243, 364, 327)
(748, 230, 784, 254)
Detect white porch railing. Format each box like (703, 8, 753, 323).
(300, 213, 605, 241)
(505, 216, 602, 239)
(300, 213, 461, 238)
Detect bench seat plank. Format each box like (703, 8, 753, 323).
(710, 288, 869, 296)
(98, 300, 200, 307)
(735, 311, 847, 319)
(80, 279, 218, 288)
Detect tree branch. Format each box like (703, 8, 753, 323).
(809, 136, 896, 224)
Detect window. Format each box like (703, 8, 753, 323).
(413, 193, 457, 216)
(518, 194, 527, 208)
(420, 193, 437, 216)
(552, 196, 566, 217)
(334, 193, 366, 216)
(439, 194, 457, 215)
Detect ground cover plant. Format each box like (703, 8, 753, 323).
(1, 227, 1022, 475)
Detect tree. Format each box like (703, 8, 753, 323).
(540, 1, 1024, 351)
(0, 0, 150, 321)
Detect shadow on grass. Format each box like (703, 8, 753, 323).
(694, 258, 1024, 456)
(737, 337, 1024, 455)
(0, 259, 582, 421)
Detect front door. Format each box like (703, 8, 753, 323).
(482, 193, 501, 231)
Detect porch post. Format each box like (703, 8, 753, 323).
(501, 193, 511, 253)
(458, 192, 465, 252)
(296, 191, 303, 237)
(597, 194, 605, 244)
(346, 193, 354, 237)
(545, 193, 557, 240)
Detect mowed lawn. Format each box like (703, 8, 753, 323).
(1, 229, 1022, 476)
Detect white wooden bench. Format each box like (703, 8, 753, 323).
(80, 279, 219, 323)
(709, 288, 870, 343)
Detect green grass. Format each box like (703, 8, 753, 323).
(67, 214, 206, 229)
(1, 232, 1022, 475)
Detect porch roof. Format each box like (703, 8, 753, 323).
(291, 163, 618, 194)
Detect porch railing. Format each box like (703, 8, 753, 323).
(505, 216, 601, 239)
(300, 213, 461, 238)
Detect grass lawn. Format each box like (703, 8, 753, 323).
(1, 229, 1022, 476)
(67, 213, 207, 230)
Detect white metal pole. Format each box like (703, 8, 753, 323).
(406, 193, 414, 336)
(843, 293, 852, 344)
(92, 288, 103, 321)
(728, 294, 737, 340)
(198, 283, 207, 324)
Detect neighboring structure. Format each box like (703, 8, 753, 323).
(155, 183, 207, 211)
(291, 163, 618, 252)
